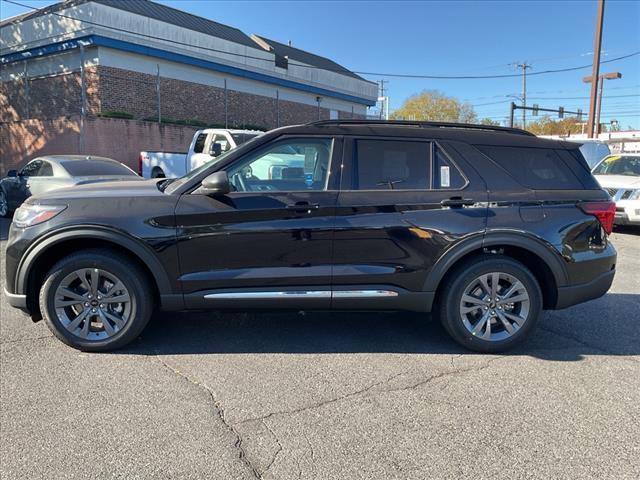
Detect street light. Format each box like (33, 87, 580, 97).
(583, 71, 622, 135)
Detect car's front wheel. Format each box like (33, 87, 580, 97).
(0, 189, 9, 218)
(437, 255, 542, 353)
(39, 249, 153, 351)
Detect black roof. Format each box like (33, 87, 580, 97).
(252, 35, 368, 82)
(1, 0, 258, 48)
(273, 121, 574, 149)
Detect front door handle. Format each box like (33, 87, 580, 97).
(286, 202, 320, 213)
(441, 197, 474, 208)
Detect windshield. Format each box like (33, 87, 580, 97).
(593, 155, 640, 176)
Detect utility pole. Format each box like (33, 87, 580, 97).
(584, 71, 621, 135)
(378, 80, 387, 119)
(516, 62, 531, 128)
(587, 0, 605, 138)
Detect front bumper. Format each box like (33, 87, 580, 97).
(614, 201, 640, 226)
(4, 287, 27, 309)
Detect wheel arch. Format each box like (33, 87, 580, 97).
(17, 227, 178, 319)
(426, 231, 568, 310)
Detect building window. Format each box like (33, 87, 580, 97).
(275, 54, 288, 69)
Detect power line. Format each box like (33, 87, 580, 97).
(2, 0, 639, 80)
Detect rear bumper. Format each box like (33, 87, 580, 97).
(554, 268, 615, 310)
(4, 287, 27, 310)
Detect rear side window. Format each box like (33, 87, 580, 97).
(62, 160, 136, 176)
(38, 161, 54, 176)
(354, 140, 430, 190)
(475, 145, 584, 190)
(193, 133, 207, 154)
(557, 149, 600, 189)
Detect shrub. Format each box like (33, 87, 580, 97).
(98, 110, 134, 119)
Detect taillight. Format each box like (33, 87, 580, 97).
(578, 201, 616, 234)
(138, 153, 143, 176)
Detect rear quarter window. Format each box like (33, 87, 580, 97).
(475, 145, 585, 190)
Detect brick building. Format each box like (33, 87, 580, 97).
(0, 0, 377, 172)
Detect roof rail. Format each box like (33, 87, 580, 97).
(308, 119, 535, 136)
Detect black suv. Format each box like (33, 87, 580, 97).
(4, 120, 617, 353)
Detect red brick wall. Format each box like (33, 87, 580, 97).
(0, 68, 100, 123)
(2, 65, 363, 128)
(0, 116, 198, 175)
(98, 65, 338, 128)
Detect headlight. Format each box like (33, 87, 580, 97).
(13, 204, 67, 228)
(628, 189, 640, 200)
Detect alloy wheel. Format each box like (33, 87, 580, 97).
(459, 272, 530, 342)
(54, 268, 132, 341)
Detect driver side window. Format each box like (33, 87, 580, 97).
(20, 160, 43, 177)
(227, 138, 332, 192)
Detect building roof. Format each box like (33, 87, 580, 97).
(1, 0, 258, 48)
(1, 0, 368, 83)
(252, 34, 367, 82)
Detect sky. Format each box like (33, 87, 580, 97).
(1, 0, 639, 129)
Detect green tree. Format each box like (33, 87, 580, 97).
(523, 116, 593, 136)
(479, 118, 501, 126)
(391, 90, 477, 123)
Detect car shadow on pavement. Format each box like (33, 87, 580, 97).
(120, 293, 639, 361)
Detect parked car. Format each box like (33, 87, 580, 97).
(0, 155, 140, 217)
(592, 153, 640, 226)
(140, 128, 263, 179)
(4, 120, 616, 353)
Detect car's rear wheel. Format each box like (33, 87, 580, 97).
(0, 189, 9, 217)
(151, 167, 165, 178)
(39, 249, 153, 352)
(437, 255, 542, 353)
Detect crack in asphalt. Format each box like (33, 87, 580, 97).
(261, 419, 283, 476)
(153, 355, 263, 480)
(238, 356, 505, 426)
(237, 370, 411, 427)
(381, 355, 506, 395)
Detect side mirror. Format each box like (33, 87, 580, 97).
(201, 171, 230, 196)
(7, 170, 18, 177)
(210, 143, 222, 157)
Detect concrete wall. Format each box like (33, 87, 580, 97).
(0, 116, 199, 175)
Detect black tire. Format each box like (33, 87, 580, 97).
(39, 249, 153, 352)
(436, 255, 542, 353)
(0, 188, 10, 218)
(151, 167, 165, 178)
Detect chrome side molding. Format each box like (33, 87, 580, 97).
(332, 290, 398, 298)
(204, 291, 331, 299)
(204, 289, 399, 299)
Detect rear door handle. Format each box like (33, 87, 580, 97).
(441, 197, 474, 208)
(286, 202, 320, 213)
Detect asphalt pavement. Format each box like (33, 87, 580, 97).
(1, 218, 639, 479)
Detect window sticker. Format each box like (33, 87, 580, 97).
(440, 165, 451, 187)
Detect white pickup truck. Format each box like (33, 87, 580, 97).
(140, 128, 263, 178)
